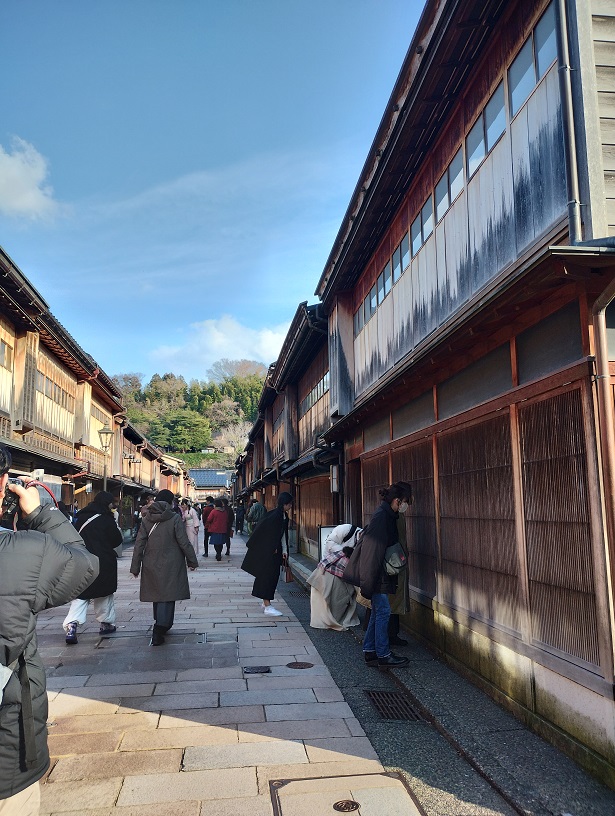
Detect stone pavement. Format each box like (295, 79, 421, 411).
(35, 532, 423, 816)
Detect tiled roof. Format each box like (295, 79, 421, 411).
(189, 469, 233, 488)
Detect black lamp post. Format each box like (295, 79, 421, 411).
(98, 422, 113, 492)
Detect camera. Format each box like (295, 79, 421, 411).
(1, 477, 25, 524)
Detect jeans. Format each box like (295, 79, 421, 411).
(153, 601, 175, 632)
(362, 592, 391, 659)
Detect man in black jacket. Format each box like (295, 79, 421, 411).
(0, 444, 99, 815)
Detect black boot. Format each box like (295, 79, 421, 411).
(364, 651, 378, 666)
(388, 614, 408, 646)
(150, 625, 165, 646)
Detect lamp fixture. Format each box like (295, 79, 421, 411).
(98, 423, 113, 453)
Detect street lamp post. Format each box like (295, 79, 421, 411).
(98, 422, 113, 492)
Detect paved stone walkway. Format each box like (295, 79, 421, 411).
(36, 532, 422, 816)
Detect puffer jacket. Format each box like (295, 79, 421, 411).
(130, 501, 198, 602)
(0, 505, 99, 799)
(342, 501, 399, 599)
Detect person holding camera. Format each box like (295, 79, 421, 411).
(0, 444, 99, 815)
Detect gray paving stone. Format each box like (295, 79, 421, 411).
(220, 688, 316, 707)
(183, 739, 308, 770)
(119, 692, 219, 712)
(117, 768, 258, 806)
(265, 702, 354, 721)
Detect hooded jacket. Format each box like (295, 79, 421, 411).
(74, 493, 123, 599)
(130, 500, 198, 601)
(0, 504, 99, 799)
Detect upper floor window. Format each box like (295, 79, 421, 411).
(467, 82, 506, 178)
(299, 371, 330, 417)
(411, 195, 434, 258)
(0, 340, 13, 371)
(509, 3, 557, 117)
(436, 146, 464, 222)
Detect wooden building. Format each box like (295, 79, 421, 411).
(310, 0, 615, 782)
(0, 247, 183, 530)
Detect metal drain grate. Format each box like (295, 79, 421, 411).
(365, 690, 425, 721)
(288, 589, 309, 597)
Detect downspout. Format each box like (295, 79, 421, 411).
(555, 0, 582, 244)
(592, 284, 615, 651)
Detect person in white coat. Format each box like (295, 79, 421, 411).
(180, 500, 200, 552)
(308, 524, 362, 631)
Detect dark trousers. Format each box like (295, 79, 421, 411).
(153, 601, 175, 632)
(203, 530, 210, 556)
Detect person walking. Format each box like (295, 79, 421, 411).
(62, 491, 123, 645)
(0, 443, 99, 816)
(241, 492, 293, 617)
(205, 498, 230, 561)
(130, 489, 198, 646)
(222, 497, 234, 555)
(235, 500, 245, 534)
(246, 496, 266, 534)
(200, 496, 215, 558)
(343, 482, 411, 669)
(181, 499, 200, 554)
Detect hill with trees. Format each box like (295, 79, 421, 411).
(112, 359, 267, 468)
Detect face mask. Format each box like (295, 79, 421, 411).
(398, 501, 409, 514)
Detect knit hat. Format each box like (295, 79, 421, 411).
(93, 491, 116, 507)
(155, 489, 175, 504)
(278, 491, 293, 507)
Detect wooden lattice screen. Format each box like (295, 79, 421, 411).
(298, 476, 335, 549)
(361, 453, 389, 527)
(438, 413, 521, 633)
(392, 440, 437, 599)
(518, 388, 600, 666)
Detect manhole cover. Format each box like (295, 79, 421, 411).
(365, 690, 425, 720)
(333, 800, 360, 812)
(244, 666, 271, 674)
(286, 661, 314, 669)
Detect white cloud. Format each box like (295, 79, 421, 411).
(0, 137, 60, 219)
(148, 314, 290, 380)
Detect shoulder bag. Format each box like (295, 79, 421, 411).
(383, 541, 407, 576)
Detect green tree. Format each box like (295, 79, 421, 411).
(167, 409, 212, 453)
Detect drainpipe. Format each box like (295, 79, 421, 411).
(555, 0, 582, 244)
(592, 281, 615, 659)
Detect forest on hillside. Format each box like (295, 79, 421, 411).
(112, 359, 267, 467)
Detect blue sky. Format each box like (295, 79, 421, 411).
(0, 1, 423, 384)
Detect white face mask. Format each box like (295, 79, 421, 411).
(398, 501, 409, 514)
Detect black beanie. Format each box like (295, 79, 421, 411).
(93, 491, 116, 507)
(156, 489, 175, 504)
(277, 491, 293, 507)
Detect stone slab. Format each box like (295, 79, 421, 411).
(265, 702, 354, 721)
(49, 748, 182, 781)
(176, 667, 244, 682)
(183, 739, 308, 770)
(119, 725, 239, 750)
(158, 705, 265, 727)
(48, 730, 123, 757)
(117, 767, 258, 806)
(47, 712, 159, 735)
(303, 736, 380, 763)
(41, 806, 200, 816)
(154, 679, 246, 695)
(237, 719, 354, 743)
(48, 696, 120, 717)
(40, 777, 123, 812)
(220, 688, 316, 707)
(255, 760, 385, 794)
(119, 692, 219, 712)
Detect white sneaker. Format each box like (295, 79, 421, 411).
(264, 606, 283, 616)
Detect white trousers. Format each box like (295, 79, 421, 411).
(0, 781, 40, 816)
(62, 595, 116, 631)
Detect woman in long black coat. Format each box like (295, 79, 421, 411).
(62, 490, 123, 644)
(241, 492, 292, 617)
